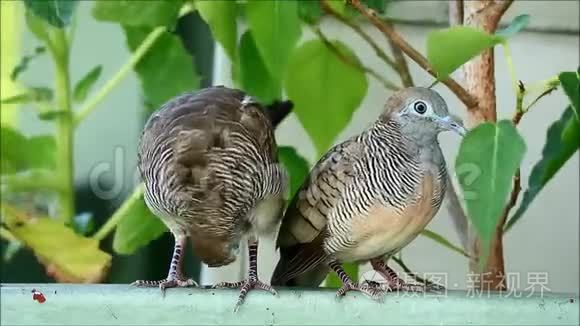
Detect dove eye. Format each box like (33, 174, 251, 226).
(413, 101, 427, 114)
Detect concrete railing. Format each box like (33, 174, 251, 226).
(1, 284, 578, 325)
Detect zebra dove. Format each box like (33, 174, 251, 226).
(271, 87, 466, 299)
(134, 86, 287, 311)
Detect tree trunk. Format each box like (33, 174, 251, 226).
(459, 0, 513, 292)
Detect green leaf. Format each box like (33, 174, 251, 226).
(73, 65, 102, 103)
(11, 47, 46, 81)
(25, 9, 51, 41)
(0, 127, 56, 174)
(455, 121, 525, 261)
(363, 0, 389, 14)
(559, 71, 580, 116)
(427, 26, 504, 80)
(92, 0, 182, 27)
(26, 136, 57, 170)
(38, 110, 68, 121)
(113, 185, 167, 255)
(23, 0, 79, 28)
(3, 204, 111, 282)
(298, 0, 322, 24)
(327, 0, 346, 15)
(197, 0, 237, 61)
(245, 0, 301, 80)
(278, 146, 310, 200)
(235, 31, 281, 104)
(506, 106, 579, 231)
(1, 87, 52, 104)
(124, 26, 200, 110)
(496, 14, 531, 38)
(285, 39, 368, 154)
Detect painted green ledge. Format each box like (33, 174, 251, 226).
(1, 284, 578, 325)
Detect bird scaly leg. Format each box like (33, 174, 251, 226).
(132, 234, 197, 295)
(212, 239, 277, 312)
(369, 258, 439, 293)
(329, 260, 384, 301)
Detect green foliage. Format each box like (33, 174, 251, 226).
(235, 31, 281, 104)
(1, 87, 52, 104)
(427, 27, 504, 80)
(507, 106, 579, 231)
(0, 127, 55, 174)
(124, 26, 200, 110)
(278, 146, 310, 200)
(92, 0, 182, 28)
(245, 1, 302, 81)
(112, 186, 167, 255)
(23, 0, 78, 28)
(197, 0, 237, 61)
(285, 39, 368, 154)
(10, 46, 46, 81)
(73, 65, 102, 103)
(455, 121, 526, 261)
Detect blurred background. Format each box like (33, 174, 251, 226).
(1, 0, 578, 294)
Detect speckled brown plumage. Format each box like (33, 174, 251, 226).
(271, 87, 466, 300)
(134, 86, 287, 311)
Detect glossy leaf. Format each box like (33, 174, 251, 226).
(92, 0, 182, 27)
(124, 26, 200, 110)
(113, 185, 167, 255)
(455, 121, 526, 259)
(23, 0, 78, 28)
(246, 1, 301, 80)
(278, 146, 310, 200)
(285, 39, 368, 154)
(427, 26, 504, 80)
(235, 31, 281, 104)
(73, 65, 102, 103)
(197, 0, 237, 61)
(3, 205, 111, 283)
(506, 106, 579, 230)
(496, 14, 531, 38)
(559, 71, 579, 115)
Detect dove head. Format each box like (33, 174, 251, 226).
(379, 87, 466, 144)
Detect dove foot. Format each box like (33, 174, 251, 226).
(131, 277, 197, 296)
(213, 277, 277, 312)
(370, 258, 444, 293)
(335, 280, 384, 301)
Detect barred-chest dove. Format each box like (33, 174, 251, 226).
(271, 87, 466, 299)
(134, 86, 288, 311)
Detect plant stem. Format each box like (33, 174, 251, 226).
(312, 26, 400, 91)
(347, 0, 479, 110)
(320, 0, 398, 69)
(92, 183, 144, 241)
(51, 29, 75, 226)
(74, 27, 166, 127)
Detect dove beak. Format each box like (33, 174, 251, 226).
(438, 115, 467, 136)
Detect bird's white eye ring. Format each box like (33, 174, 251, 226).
(413, 101, 427, 114)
